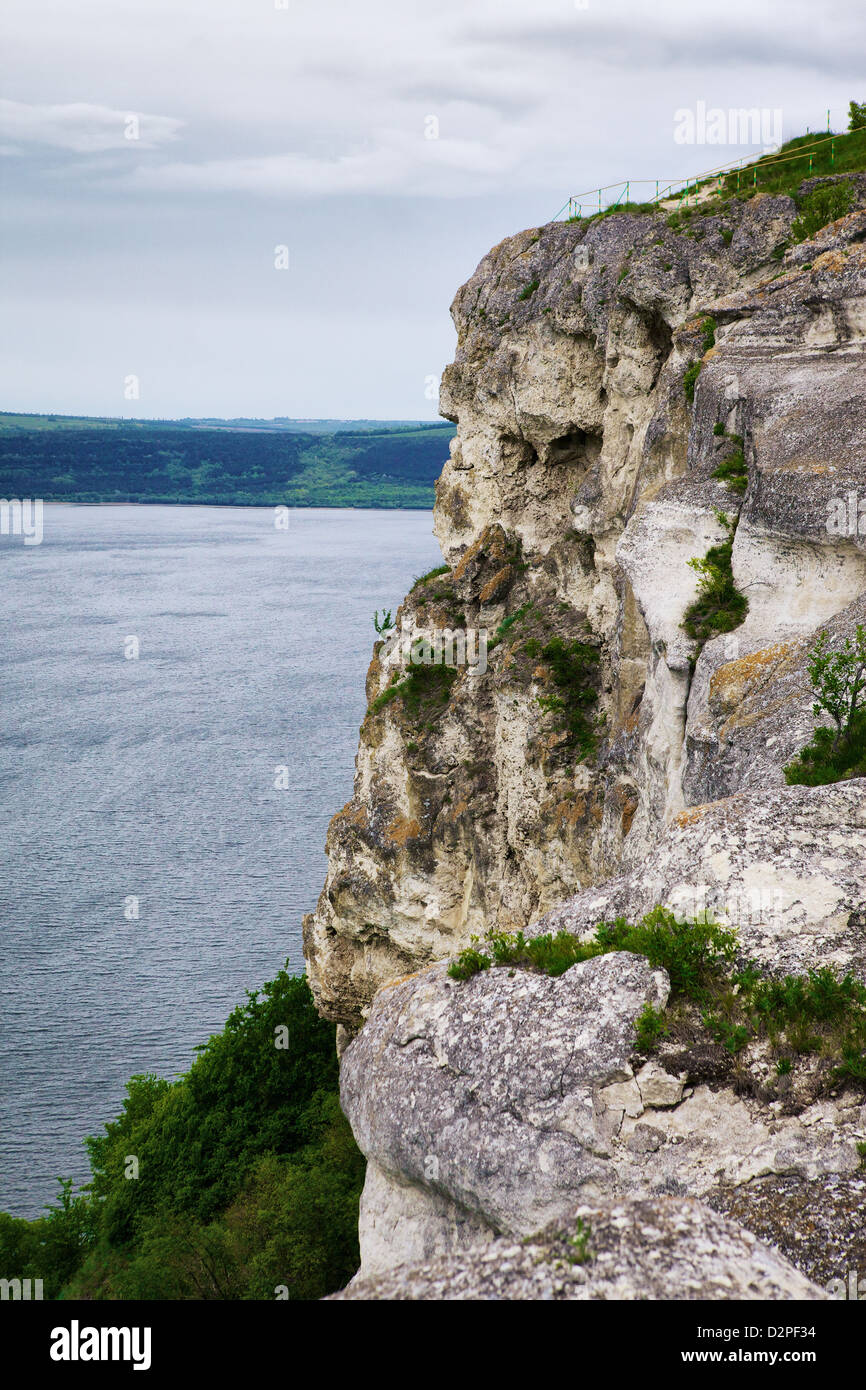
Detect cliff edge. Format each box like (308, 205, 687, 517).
(304, 173, 866, 1297)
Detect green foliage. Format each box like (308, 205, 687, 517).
(0, 1178, 99, 1301)
(448, 907, 738, 1003)
(699, 316, 716, 351)
(489, 603, 533, 650)
(412, 564, 450, 588)
(518, 279, 540, 300)
(368, 660, 458, 720)
(447, 947, 493, 982)
(792, 180, 855, 243)
(713, 422, 725, 436)
(448, 907, 866, 1088)
(0, 972, 364, 1300)
(373, 609, 394, 633)
(703, 1013, 751, 1054)
(595, 907, 739, 999)
(717, 128, 866, 203)
(712, 447, 748, 496)
(720, 226, 734, 245)
(634, 1002, 670, 1053)
(535, 636, 601, 760)
(681, 513, 749, 644)
(683, 361, 702, 403)
(567, 1218, 592, 1265)
(785, 626, 866, 784)
(848, 101, 866, 133)
(65, 1098, 364, 1301)
(85, 972, 340, 1237)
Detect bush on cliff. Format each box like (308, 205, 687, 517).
(791, 180, 855, 243)
(448, 910, 866, 1087)
(785, 626, 866, 785)
(681, 513, 749, 644)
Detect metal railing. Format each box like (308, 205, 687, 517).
(551, 122, 858, 223)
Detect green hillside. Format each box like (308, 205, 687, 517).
(0, 414, 454, 508)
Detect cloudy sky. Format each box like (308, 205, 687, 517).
(1, 0, 863, 420)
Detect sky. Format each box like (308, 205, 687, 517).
(1, 0, 864, 420)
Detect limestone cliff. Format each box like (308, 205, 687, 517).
(303, 176, 866, 1297)
(305, 180, 866, 1033)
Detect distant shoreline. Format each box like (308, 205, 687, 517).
(38, 499, 434, 511)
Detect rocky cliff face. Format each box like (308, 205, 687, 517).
(303, 178, 866, 1297)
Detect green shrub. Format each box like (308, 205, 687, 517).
(535, 636, 601, 761)
(712, 447, 748, 496)
(490, 603, 533, 650)
(785, 626, 866, 784)
(791, 180, 855, 243)
(412, 564, 450, 588)
(518, 279, 540, 300)
(848, 100, 866, 133)
(448, 907, 866, 1089)
(448, 947, 493, 982)
(699, 316, 716, 351)
(567, 1218, 592, 1265)
(683, 361, 702, 403)
(681, 513, 749, 644)
(595, 907, 738, 999)
(448, 907, 738, 1002)
(0, 973, 365, 1301)
(634, 1002, 670, 1053)
(784, 713, 866, 785)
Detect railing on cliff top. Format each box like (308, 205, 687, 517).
(551, 124, 854, 222)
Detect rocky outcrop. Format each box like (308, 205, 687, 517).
(340, 953, 865, 1282)
(531, 781, 866, 983)
(305, 183, 866, 1034)
(333, 1195, 826, 1301)
(302, 175, 866, 1297)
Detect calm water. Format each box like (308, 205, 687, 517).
(0, 504, 441, 1217)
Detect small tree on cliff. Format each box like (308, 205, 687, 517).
(848, 100, 866, 132)
(785, 625, 866, 785)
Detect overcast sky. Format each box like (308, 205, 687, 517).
(1, 0, 863, 420)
